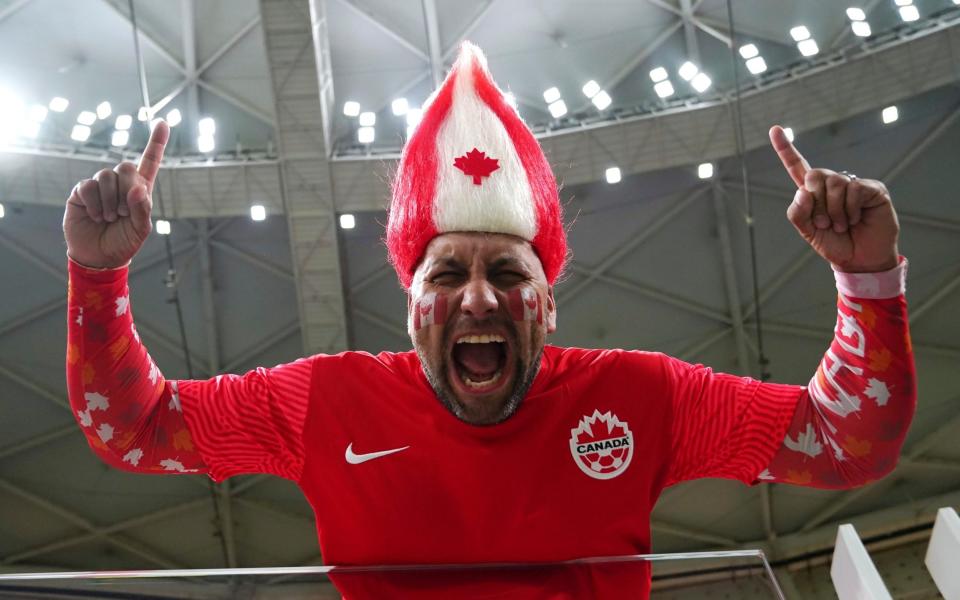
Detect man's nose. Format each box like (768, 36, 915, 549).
(460, 279, 499, 319)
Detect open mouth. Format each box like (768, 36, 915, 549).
(449, 333, 512, 395)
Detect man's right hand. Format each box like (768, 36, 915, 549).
(63, 120, 170, 269)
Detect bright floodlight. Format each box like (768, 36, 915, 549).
(156, 219, 171, 235)
(548, 99, 567, 118)
(77, 111, 97, 126)
(739, 44, 759, 59)
(882, 105, 899, 124)
(678, 61, 699, 81)
(406, 107, 423, 127)
(605, 167, 621, 184)
(0, 203, 4, 218)
(197, 134, 215, 153)
(49, 96, 69, 112)
(96, 101, 112, 120)
(654, 80, 675, 98)
(111, 130, 129, 147)
(343, 101, 360, 117)
(852, 21, 872, 37)
(591, 90, 612, 110)
(70, 124, 91, 142)
(339, 213, 356, 229)
(846, 7, 866, 20)
(198, 117, 216, 136)
(582, 80, 601, 98)
(358, 111, 376, 127)
(357, 126, 375, 144)
(649, 67, 669, 82)
(893, 0, 912, 6)
(115, 114, 132, 130)
(27, 104, 48, 122)
(798, 39, 819, 57)
(543, 86, 561, 104)
(391, 97, 408, 116)
(746, 56, 768, 74)
(137, 106, 149, 121)
(783, 127, 795, 142)
(698, 162, 714, 179)
(898, 5, 919, 21)
(250, 204, 266, 221)
(166, 108, 182, 127)
(790, 25, 811, 41)
(691, 72, 712, 93)
(20, 120, 40, 139)
(503, 92, 518, 109)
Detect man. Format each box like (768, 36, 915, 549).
(64, 43, 914, 598)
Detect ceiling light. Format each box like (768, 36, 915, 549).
(339, 213, 356, 229)
(70, 124, 91, 142)
(406, 108, 423, 127)
(77, 111, 96, 126)
(20, 121, 40, 139)
(111, 130, 129, 147)
(197, 134, 215, 153)
(649, 67, 669, 83)
(548, 99, 567, 118)
(746, 56, 767, 74)
(605, 167, 621, 184)
(798, 39, 819, 57)
(783, 127, 795, 142)
(846, 7, 866, 20)
(49, 97, 69, 112)
(166, 108, 182, 127)
(898, 5, 919, 21)
(893, 0, 912, 6)
(654, 80, 675, 98)
(851, 21, 872, 37)
(0, 203, 4, 218)
(678, 61, 699, 81)
(358, 111, 376, 127)
(96, 101, 112, 120)
(790, 26, 811, 41)
(582, 80, 601, 98)
(156, 219, 171, 235)
(250, 205, 266, 221)
(503, 92, 517, 109)
(343, 101, 360, 117)
(882, 105, 898, 124)
(198, 117, 215, 136)
(357, 126, 375, 144)
(137, 107, 149, 121)
(697, 162, 714, 179)
(28, 105, 48, 122)
(591, 90, 611, 110)
(391, 98, 408, 116)
(543, 87, 561, 104)
(739, 44, 759, 59)
(691, 72, 712, 93)
(115, 114, 132, 130)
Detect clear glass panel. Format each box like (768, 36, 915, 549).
(0, 550, 786, 599)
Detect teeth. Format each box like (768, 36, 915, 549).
(462, 369, 502, 389)
(456, 334, 506, 344)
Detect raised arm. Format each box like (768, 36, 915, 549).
(65, 122, 312, 482)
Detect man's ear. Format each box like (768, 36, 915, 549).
(545, 286, 557, 334)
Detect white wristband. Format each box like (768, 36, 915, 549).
(833, 256, 907, 299)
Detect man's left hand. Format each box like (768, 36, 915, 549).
(769, 125, 899, 273)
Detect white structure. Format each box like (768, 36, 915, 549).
(831, 524, 892, 600)
(926, 507, 960, 599)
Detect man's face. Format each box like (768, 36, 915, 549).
(408, 232, 557, 425)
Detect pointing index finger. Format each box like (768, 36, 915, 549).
(769, 125, 810, 189)
(137, 120, 170, 187)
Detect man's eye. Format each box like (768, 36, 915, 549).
(431, 272, 461, 284)
(495, 272, 527, 284)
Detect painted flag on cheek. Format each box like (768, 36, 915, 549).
(413, 292, 448, 331)
(508, 288, 542, 324)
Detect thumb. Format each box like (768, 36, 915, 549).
(128, 183, 153, 238)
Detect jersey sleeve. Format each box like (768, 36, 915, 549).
(760, 258, 915, 489)
(66, 257, 313, 483)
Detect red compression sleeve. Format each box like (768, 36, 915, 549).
(760, 258, 916, 488)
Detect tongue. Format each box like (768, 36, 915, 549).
(453, 343, 502, 378)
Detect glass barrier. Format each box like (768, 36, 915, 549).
(0, 550, 785, 599)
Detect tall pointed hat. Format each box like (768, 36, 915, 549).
(386, 41, 567, 288)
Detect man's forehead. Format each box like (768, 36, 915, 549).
(421, 232, 537, 266)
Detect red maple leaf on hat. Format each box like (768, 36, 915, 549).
(454, 148, 500, 185)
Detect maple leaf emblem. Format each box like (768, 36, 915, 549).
(453, 148, 500, 185)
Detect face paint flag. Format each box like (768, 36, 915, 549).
(414, 292, 448, 331)
(508, 287, 543, 324)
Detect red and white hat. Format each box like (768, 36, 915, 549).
(386, 41, 567, 289)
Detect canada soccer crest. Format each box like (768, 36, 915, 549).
(569, 410, 634, 480)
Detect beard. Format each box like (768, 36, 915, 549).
(416, 332, 544, 426)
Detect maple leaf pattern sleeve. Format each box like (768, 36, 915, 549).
(66, 258, 313, 483)
(663, 258, 915, 489)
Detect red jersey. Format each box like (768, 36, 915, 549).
(65, 257, 915, 598)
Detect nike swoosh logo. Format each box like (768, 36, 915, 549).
(345, 443, 410, 465)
